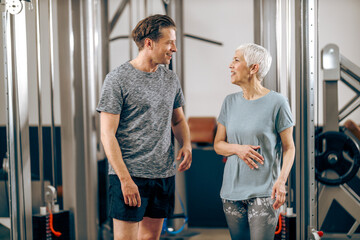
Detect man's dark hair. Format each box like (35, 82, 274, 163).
(132, 14, 176, 50)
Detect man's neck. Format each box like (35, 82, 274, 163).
(130, 53, 158, 73)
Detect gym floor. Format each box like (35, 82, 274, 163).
(190, 228, 231, 240)
(161, 228, 231, 240)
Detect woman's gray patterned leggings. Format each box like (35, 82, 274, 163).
(222, 197, 280, 240)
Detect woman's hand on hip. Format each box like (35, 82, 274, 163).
(235, 145, 264, 169)
(271, 179, 286, 209)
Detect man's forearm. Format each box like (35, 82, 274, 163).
(101, 134, 132, 182)
(172, 119, 191, 147)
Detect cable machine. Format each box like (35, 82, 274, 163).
(317, 43, 360, 239)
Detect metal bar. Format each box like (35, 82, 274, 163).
(167, 0, 186, 231)
(58, 0, 100, 238)
(3, 11, 20, 240)
(57, 1, 77, 238)
(321, 44, 340, 132)
(340, 71, 360, 94)
(79, 2, 91, 238)
(341, 54, 360, 81)
(295, 0, 317, 239)
(255, 0, 278, 91)
(339, 94, 360, 115)
(6, 3, 33, 238)
(323, 233, 360, 239)
(34, 0, 44, 205)
(109, 35, 129, 41)
(109, 0, 130, 34)
(48, 0, 57, 188)
(323, 81, 339, 132)
(184, 34, 223, 46)
(83, 0, 99, 238)
(318, 186, 334, 227)
(347, 221, 359, 237)
(128, 0, 133, 59)
(253, 0, 263, 46)
(337, 185, 360, 223)
(144, 0, 147, 17)
(275, 0, 281, 91)
(286, 0, 292, 107)
(339, 97, 360, 122)
(95, 0, 108, 161)
(286, 0, 293, 207)
(94, 0, 108, 162)
(162, 0, 168, 14)
(14, 3, 33, 237)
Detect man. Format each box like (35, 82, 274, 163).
(97, 14, 192, 240)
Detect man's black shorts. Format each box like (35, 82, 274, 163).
(108, 175, 175, 222)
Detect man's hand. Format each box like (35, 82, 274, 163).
(271, 179, 286, 210)
(121, 178, 141, 207)
(176, 145, 192, 172)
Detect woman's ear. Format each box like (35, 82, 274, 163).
(250, 64, 259, 75)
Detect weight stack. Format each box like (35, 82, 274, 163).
(33, 210, 70, 240)
(274, 214, 296, 240)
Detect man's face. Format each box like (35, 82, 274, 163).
(151, 27, 177, 65)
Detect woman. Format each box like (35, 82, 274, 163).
(214, 43, 295, 240)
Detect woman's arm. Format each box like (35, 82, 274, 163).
(272, 126, 295, 209)
(214, 123, 264, 169)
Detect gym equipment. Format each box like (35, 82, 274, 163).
(315, 131, 360, 185)
(318, 44, 360, 239)
(274, 210, 296, 240)
(162, 190, 188, 235)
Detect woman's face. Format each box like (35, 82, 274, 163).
(229, 50, 250, 85)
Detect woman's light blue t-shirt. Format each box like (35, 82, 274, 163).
(218, 90, 294, 201)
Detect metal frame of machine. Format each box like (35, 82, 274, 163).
(319, 43, 360, 240)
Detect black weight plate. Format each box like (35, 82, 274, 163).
(315, 131, 360, 185)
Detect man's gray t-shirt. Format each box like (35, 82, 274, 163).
(96, 62, 185, 178)
(218, 91, 294, 200)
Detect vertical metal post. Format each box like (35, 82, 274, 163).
(95, 0, 109, 158)
(57, 0, 100, 238)
(285, 0, 294, 207)
(167, 0, 186, 230)
(82, 0, 99, 237)
(275, 0, 282, 92)
(168, 0, 184, 90)
(286, 0, 293, 107)
(254, 0, 263, 49)
(144, 0, 148, 17)
(57, 0, 86, 238)
(35, 0, 45, 205)
(4, 2, 33, 238)
(48, 0, 57, 189)
(128, 0, 133, 59)
(253, 0, 278, 91)
(3, 11, 20, 240)
(295, 0, 317, 239)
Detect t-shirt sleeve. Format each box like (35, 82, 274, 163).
(217, 96, 228, 127)
(275, 100, 294, 133)
(96, 71, 123, 114)
(173, 75, 185, 109)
